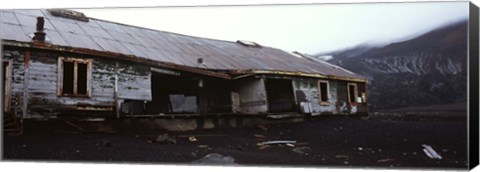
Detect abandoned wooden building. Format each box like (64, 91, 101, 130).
(1, 9, 368, 130)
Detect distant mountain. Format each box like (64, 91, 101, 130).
(316, 20, 468, 111)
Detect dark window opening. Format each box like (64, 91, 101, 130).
(63, 61, 74, 94)
(60, 58, 90, 96)
(348, 84, 357, 103)
(319, 82, 328, 102)
(77, 63, 87, 95)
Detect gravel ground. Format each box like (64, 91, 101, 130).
(2, 114, 468, 170)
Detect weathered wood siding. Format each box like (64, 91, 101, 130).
(26, 52, 116, 117)
(2, 50, 26, 117)
(2, 48, 152, 119)
(292, 79, 339, 115)
(233, 77, 268, 114)
(117, 63, 152, 101)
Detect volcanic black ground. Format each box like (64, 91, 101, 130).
(2, 113, 468, 170)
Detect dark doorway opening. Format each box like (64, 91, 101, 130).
(146, 73, 199, 114)
(265, 79, 296, 112)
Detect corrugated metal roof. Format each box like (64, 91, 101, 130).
(0, 9, 366, 80)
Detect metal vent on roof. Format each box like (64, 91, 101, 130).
(236, 40, 261, 47)
(48, 9, 89, 22)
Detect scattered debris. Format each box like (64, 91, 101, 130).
(189, 136, 198, 142)
(357, 147, 363, 151)
(63, 119, 87, 133)
(292, 146, 311, 155)
(155, 134, 176, 144)
(257, 140, 297, 146)
(198, 145, 209, 148)
(257, 145, 270, 150)
(377, 158, 395, 163)
(422, 144, 442, 159)
(256, 125, 268, 131)
(286, 143, 295, 147)
(175, 134, 225, 138)
(96, 139, 112, 147)
(335, 155, 349, 159)
(254, 134, 266, 138)
(192, 153, 236, 164)
(172, 152, 183, 158)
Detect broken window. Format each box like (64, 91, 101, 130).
(318, 80, 329, 104)
(347, 83, 358, 104)
(58, 57, 91, 97)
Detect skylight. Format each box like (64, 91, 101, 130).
(236, 40, 261, 47)
(48, 9, 89, 22)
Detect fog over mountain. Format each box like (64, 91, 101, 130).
(315, 20, 468, 111)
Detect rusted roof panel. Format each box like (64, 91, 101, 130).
(0, 9, 366, 80)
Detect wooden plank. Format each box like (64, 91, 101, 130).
(23, 50, 29, 118)
(3, 61, 12, 112)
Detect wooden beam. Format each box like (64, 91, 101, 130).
(114, 62, 120, 118)
(73, 62, 78, 96)
(22, 50, 30, 118)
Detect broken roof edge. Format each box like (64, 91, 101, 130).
(1, 40, 232, 79)
(229, 69, 368, 83)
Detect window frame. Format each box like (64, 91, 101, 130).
(347, 83, 358, 105)
(317, 80, 330, 106)
(57, 57, 92, 97)
(3, 60, 12, 113)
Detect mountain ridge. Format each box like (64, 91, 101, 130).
(316, 20, 468, 110)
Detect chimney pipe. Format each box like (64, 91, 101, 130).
(32, 17, 46, 42)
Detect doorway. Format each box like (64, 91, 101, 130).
(265, 78, 296, 112)
(145, 73, 199, 114)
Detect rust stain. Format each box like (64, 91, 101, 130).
(230, 69, 367, 83)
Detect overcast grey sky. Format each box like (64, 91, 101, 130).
(75, 1, 468, 55)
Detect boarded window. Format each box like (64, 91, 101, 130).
(59, 57, 91, 96)
(348, 83, 358, 103)
(169, 94, 198, 113)
(318, 80, 329, 103)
